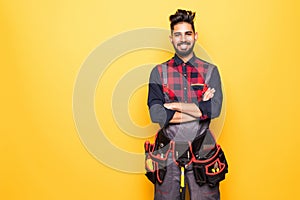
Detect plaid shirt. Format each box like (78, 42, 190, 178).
(148, 54, 223, 127)
(157, 56, 209, 103)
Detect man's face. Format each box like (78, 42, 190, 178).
(170, 22, 198, 58)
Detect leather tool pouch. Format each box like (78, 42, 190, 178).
(173, 141, 193, 167)
(192, 144, 228, 187)
(144, 129, 171, 184)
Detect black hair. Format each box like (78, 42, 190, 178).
(169, 9, 196, 32)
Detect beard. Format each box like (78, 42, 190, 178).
(173, 41, 195, 58)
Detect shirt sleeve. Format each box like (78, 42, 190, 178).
(198, 66, 223, 119)
(147, 66, 176, 127)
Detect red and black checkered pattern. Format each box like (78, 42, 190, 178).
(157, 58, 210, 104)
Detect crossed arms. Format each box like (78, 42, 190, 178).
(147, 66, 222, 127)
(164, 88, 215, 123)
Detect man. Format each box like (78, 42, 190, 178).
(147, 9, 223, 200)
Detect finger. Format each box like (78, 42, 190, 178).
(206, 89, 214, 96)
(203, 93, 211, 101)
(163, 103, 170, 108)
(164, 103, 177, 110)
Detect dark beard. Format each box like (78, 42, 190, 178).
(173, 42, 195, 58)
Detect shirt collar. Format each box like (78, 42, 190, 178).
(174, 53, 197, 67)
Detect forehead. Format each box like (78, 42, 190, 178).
(173, 22, 194, 33)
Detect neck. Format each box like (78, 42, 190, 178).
(177, 52, 194, 63)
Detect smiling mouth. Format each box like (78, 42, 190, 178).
(178, 42, 190, 46)
(178, 42, 191, 49)
(178, 43, 190, 50)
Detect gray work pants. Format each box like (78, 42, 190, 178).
(154, 153, 220, 200)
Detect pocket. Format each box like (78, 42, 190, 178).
(191, 83, 207, 91)
(145, 171, 156, 184)
(205, 158, 227, 187)
(193, 145, 228, 187)
(193, 163, 206, 186)
(144, 133, 171, 185)
(156, 162, 167, 184)
(173, 141, 193, 166)
(145, 154, 156, 184)
(191, 83, 208, 97)
(144, 157, 167, 185)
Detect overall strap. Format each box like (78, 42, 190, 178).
(161, 63, 170, 102)
(162, 63, 168, 86)
(205, 64, 215, 84)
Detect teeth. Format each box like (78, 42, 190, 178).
(180, 44, 187, 49)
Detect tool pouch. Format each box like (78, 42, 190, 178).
(192, 144, 228, 187)
(173, 141, 193, 167)
(144, 129, 171, 184)
(144, 142, 156, 184)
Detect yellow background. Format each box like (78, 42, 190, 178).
(1, 0, 300, 199)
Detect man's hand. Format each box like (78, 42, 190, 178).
(167, 112, 198, 123)
(163, 102, 182, 111)
(164, 102, 202, 118)
(203, 88, 215, 101)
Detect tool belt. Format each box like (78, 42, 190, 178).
(144, 128, 228, 187)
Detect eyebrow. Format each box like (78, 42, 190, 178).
(173, 31, 193, 35)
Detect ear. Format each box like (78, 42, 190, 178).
(194, 32, 198, 41)
(169, 35, 173, 43)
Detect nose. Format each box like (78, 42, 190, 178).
(180, 34, 186, 42)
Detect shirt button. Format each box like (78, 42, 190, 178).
(184, 87, 187, 90)
(184, 74, 186, 76)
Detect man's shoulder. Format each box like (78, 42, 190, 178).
(152, 58, 174, 71)
(158, 58, 175, 67)
(193, 56, 217, 68)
